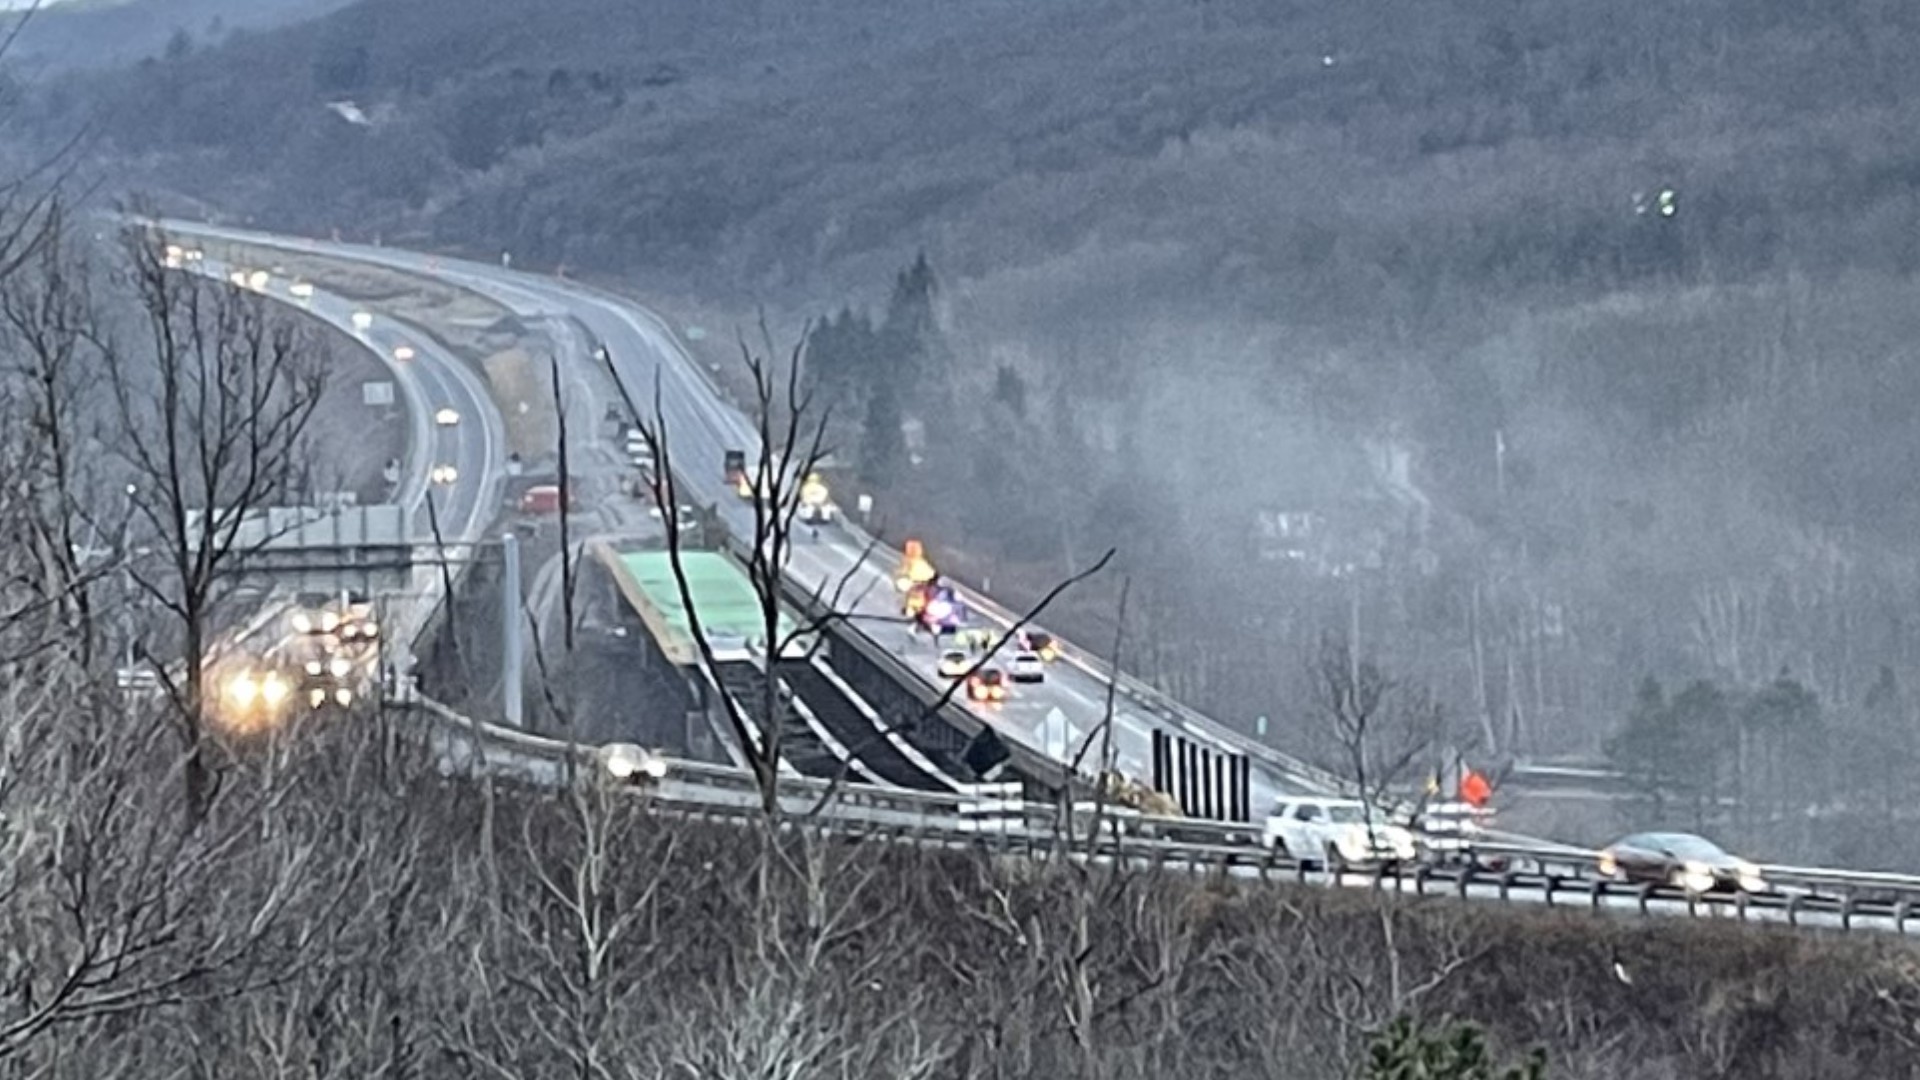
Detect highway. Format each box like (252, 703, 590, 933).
(157, 222, 1920, 941)
(163, 219, 1321, 807)
(184, 249, 507, 668)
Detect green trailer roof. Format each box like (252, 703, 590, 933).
(615, 550, 799, 665)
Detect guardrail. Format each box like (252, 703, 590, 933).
(400, 695, 1920, 934)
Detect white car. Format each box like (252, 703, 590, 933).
(1009, 651, 1045, 683)
(289, 281, 314, 300)
(936, 650, 970, 678)
(351, 311, 374, 331)
(392, 344, 416, 362)
(1264, 797, 1416, 868)
(435, 407, 460, 426)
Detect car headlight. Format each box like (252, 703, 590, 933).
(329, 656, 353, 679)
(640, 755, 668, 780)
(227, 673, 258, 708)
(1597, 851, 1618, 876)
(605, 755, 636, 779)
(291, 612, 313, 633)
(1735, 860, 1766, 893)
(1678, 861, 1716, 893)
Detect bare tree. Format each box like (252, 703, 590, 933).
(651, 826, 955, 1080)
(0, 201, 106, 665)
(1310, 634, 1453, 836)
(104, 222, 326, 817)
(442, 778, 679, 1079)
(0, 670, 379, 1067)
(611, 326, 1111, 815)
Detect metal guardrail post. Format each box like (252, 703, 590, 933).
(1735, 892, 1748, 922)
(1898, 901, 1912, 934)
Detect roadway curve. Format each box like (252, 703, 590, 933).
(186, 247, 506, 659)
(167, 227, 1920, 936)
(164, 221, 1321, 806)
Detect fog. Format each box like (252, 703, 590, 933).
(9, 0, 1920, 865)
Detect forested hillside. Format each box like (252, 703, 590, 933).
(0, 0, 354, 73)
(27, 0, 1920, 860)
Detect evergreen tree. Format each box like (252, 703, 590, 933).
(805, 306, 880, 404)
(859, 376, 905, 488)
(1739, 670, 1822, 823)
(1362, 1016, 1546, 1080)
(883, 251, 939, 380)
(992, 363, 1028, 419)
(1667, 678, 1733, 827)
(1607, 677, 1679, 817)
(1607, 676, 1736, 827)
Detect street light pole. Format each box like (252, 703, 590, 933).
(502, 530, 524, 727)
(121, 484, 138, 675)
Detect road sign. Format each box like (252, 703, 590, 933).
(1041, 707, 1081, 762)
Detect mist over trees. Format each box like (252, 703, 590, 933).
(13, 0, 1920, 860)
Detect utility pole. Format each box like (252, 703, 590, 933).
(501, 530, 524, 727)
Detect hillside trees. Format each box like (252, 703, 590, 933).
(1599, 668, 1920, 859)
(801, 254, 949, 492)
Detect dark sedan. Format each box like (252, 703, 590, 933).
(1596, 832, 1767, 894)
